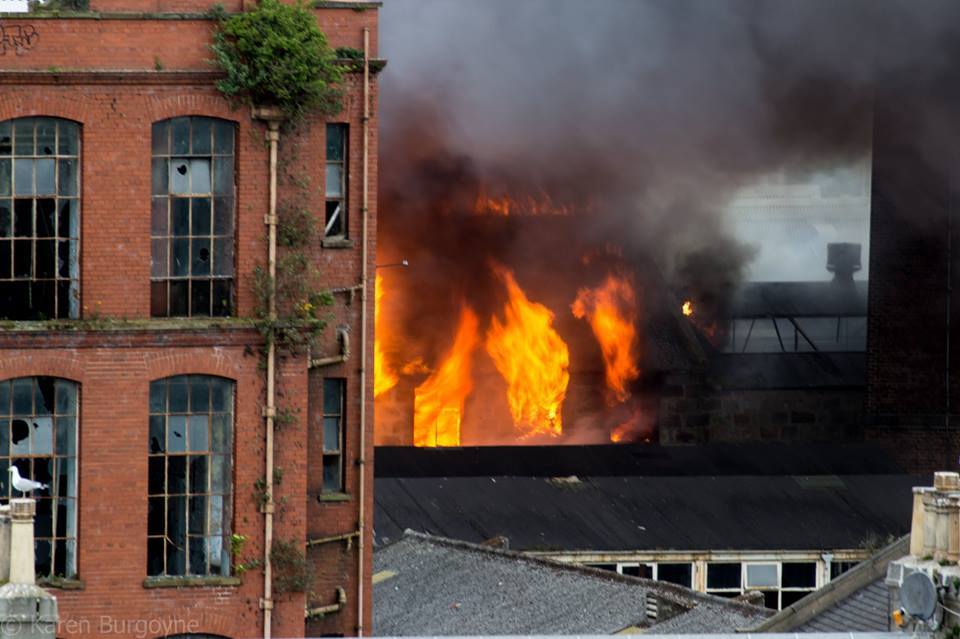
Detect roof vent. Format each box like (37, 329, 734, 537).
(826, 243, 861, 283)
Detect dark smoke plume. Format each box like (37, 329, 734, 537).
(374, 0, 960, 441)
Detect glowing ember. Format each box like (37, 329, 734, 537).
(682, 300, 694, 317)
(486, 265, 570, 438)
(413, 305, 480, 447)
(572, 273, 640, 404)
(374, 274, 400, 398)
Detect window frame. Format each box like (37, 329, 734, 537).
(321, 377, 346, 493)
(324, 123, 348, 240)
(147, 375, 234, 578)
(0, 376, 79, 579)
(150, 116, 236, 318)
(0, 117, 81, 320)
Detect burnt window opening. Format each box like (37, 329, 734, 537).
(148, 375, 233, 577)
(322, 378, 345, 492)
(151, 117, 235, 318)
(0, 377, 78, 579)
(324, 123, 348, 239)
(0, 118, 80, 320)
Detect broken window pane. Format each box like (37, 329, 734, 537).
(0, 122, 10, 155)
(324, 124, 348, 239)
(0, 377, 78, 579)
(152, 118, 234, 318)
(321, 378, 345, 492)
(0, 118, 80, 320)
(326, 164, 343, 198)
(148, 375, 233, 576)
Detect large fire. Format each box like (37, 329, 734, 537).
(374, 274, 399, 398)
(485, 265, 570, 439)
(413, 305, 480, 447)
(474, 186, 581, 216)
(571, 273, 640, 404)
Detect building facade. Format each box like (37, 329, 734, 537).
(0, 1, 380, 637)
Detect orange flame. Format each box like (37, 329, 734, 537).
(374, 274, 399, 398)
(682, 300, 694, 317)
(473, 186, 581, 216)
(572, 273, 640, 404)
(413, 305, 480, 447)
(486, 266, 570, 438)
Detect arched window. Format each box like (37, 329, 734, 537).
(0, 377, 79, 578)
(0, 118, 80, 319)
(148, 375, 233, 576)
(151, 117, 235, 317)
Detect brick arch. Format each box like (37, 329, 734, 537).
(0, 93, 92, 125)
(151, 607, 239, 638)
(145, 94, 244, 125)
(144, 350, 242, 382)
(0, 352, 85, 384)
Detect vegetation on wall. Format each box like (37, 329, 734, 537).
(210, 0, 344, 120)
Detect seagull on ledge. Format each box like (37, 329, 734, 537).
(8, 467, 48, 495)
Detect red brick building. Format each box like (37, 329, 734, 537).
(0, 0, 380, 637)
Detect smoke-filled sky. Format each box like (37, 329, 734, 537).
(377, 0, 960, 284)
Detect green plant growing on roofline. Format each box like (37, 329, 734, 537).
(210, 0, 344, 121)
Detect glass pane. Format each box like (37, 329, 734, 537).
(190, 159, 210, 194)
(36, 199, 54, 237)
(151, 158, 168, 195)
(35, 159, 54, 195)
(0, 418, 8, 457)
(323, 416, 341, 453)
(151, 239, 168, 278)
(0, 122, 10, 155)
(172, 239, 189, 277)
(55, 416, 75, 456)
(188, 454, 207, 492)
(63, 199, 78, 238)
(188, 416, 209, 452)
(323, 378, 343, 414)
(782, 562, 817, 588)
(192, 198, 211, 236)
(192, 238, 211, 276)
(213, 121, 233, 155)
(191, 279, 211, 316)
(213, 280, 232, 317)
(0, 380, 8, 413)
(57, 159, 77, 196)
(325, 200, 343, 237)
(151, 198, 167, 236)
(167, 457, 186, 494)
(326, 123, 345, 160)
(207, 536, 224, 574)
(326, 164, 343, 197)
(189, 377, 209, 412)
(12, 378, 32, 413)
(151, 121, 169, 156)
(213, 157, 233, 195)
(658, 563, 692, 587)
(211, 414, 231, 454)
(191, 118, 212, 155)
(213, 197, 233, 234)
(34, 377, 54, 414)
(149, 415, 164, 454)
(167, 415, 186, 453)
(171, 118, 190, 155)
(0, 159, 9, 196)
(168, 378, 187, 412)
(36, 120, 55, 156)
(171, 198, 189, 237)
(188, 536, 207, 575)
(0, 200, 10, 237)
(170, 159, 190, 194)
(746, 564, 778, 588)
(58, 121, 78, 156)
(323, 455, 341, 492)
(211, 379, 232, 412)
(707, 563, 742, 589)
(213, 237, 232, 276)
(211, 454, 227, 493)
(169, 280, 188, 317)
(32, 416, 52, 454)
(209, 495, 223, 534)
(15, 158, 33, 195)
(14, 122, 33, 155)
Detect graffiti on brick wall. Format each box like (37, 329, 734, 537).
(0, 24, 38, 56)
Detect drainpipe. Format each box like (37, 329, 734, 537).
(310, 327, 350, 368)
(357, 26, 371, 637)
(254, 107, 284, 639)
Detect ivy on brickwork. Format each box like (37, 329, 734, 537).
(29, 0, 89, 13)
(210, 0, 343, 121)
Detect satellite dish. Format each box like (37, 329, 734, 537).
(902, 572, 938, 621)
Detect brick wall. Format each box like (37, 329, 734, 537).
(0, 3, 378, 637)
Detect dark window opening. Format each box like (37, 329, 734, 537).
(324, 124, 347, 239)
(657, 562, 692, 588)
(706, 562, 742, 590)
(0, 118, 79, 319)
(322, 378, 345, 492)
(0, 377, 78, 578)
(151, 118, 235, 317)
(148, 375, 233, 577)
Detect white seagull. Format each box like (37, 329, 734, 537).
(8, 467, 48, 495)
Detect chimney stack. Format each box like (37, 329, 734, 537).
(826, 242, 862, 283)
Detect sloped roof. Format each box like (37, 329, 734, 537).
(373, 531, 771, 636)
(747, 535, 907, 633)
(374, 474, 919, 551)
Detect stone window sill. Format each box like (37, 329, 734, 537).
(321, 237, 354, 249)
(38, 576, 84, 590)
(318, 492, 352, 502)
(143, 575, 241, 589)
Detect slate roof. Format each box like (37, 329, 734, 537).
(373, 531, 772, 636)
(375, 468, 919, 551)
(748, 536, 907, 633)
